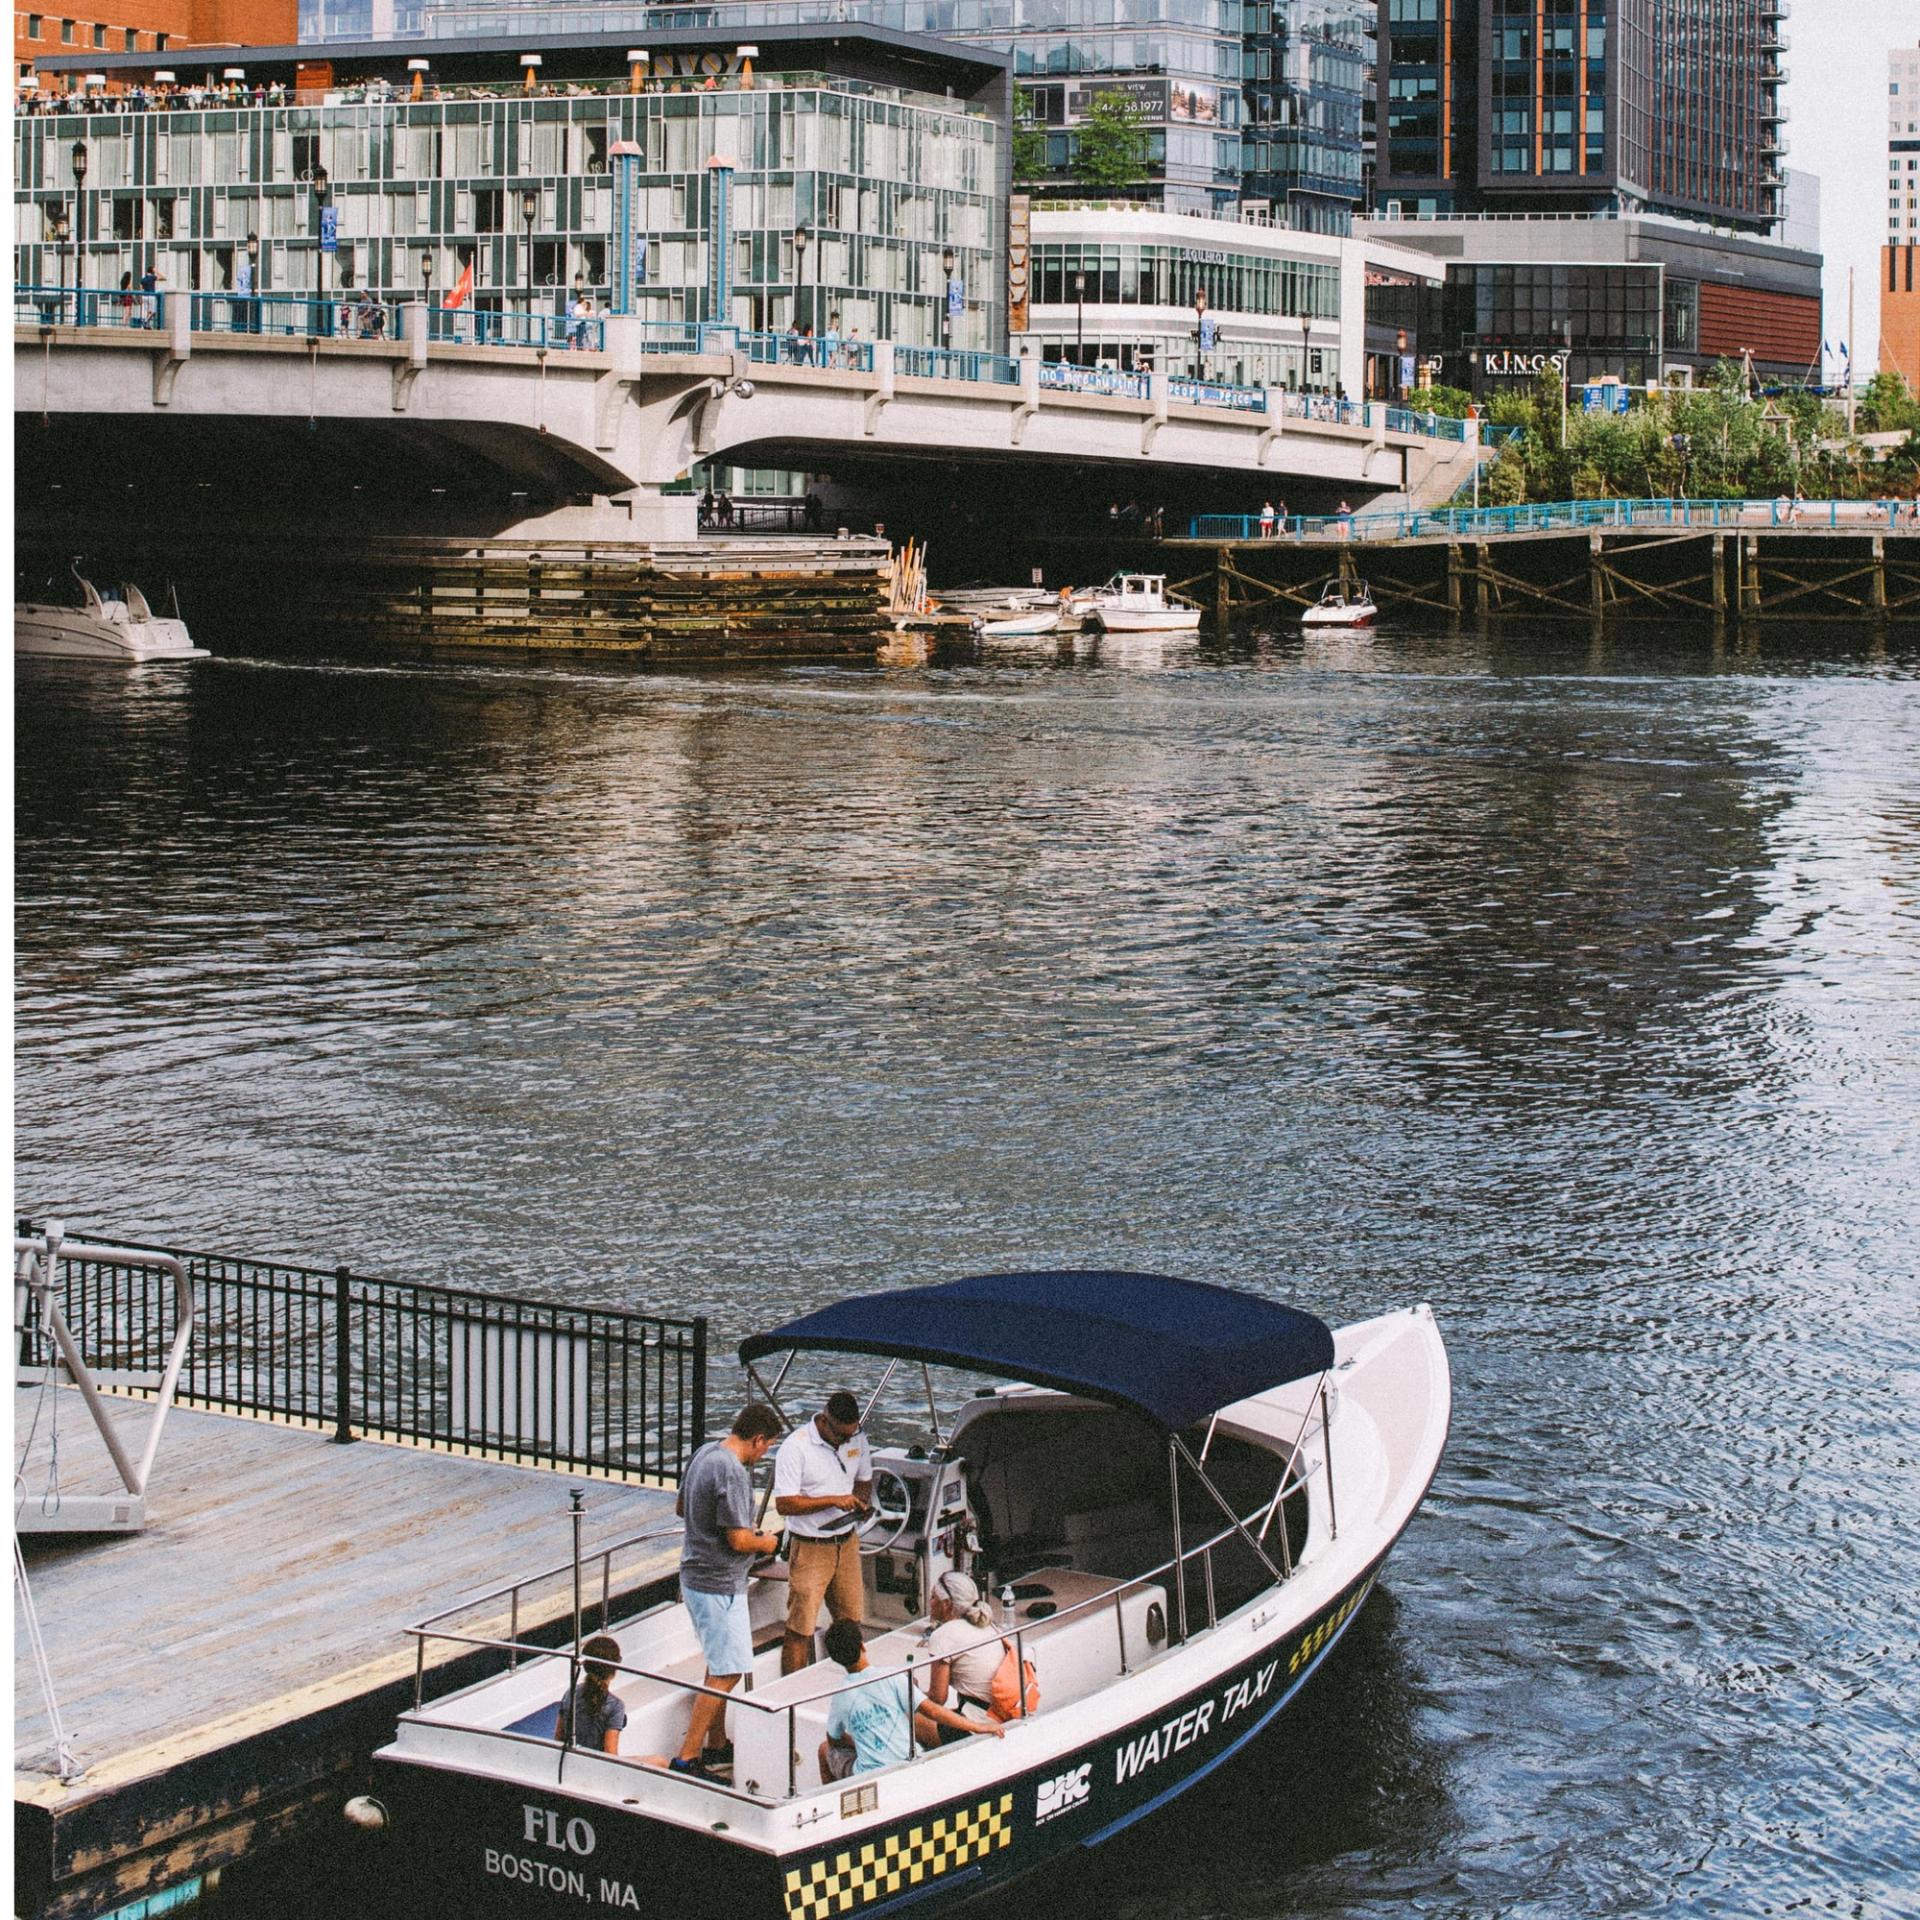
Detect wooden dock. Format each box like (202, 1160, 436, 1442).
(1165, 522, 1920, 628)
(13, 1388, 680, 1920)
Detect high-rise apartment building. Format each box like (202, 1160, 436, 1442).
(1885, 42, 1920, 392)
(1377, 0, 1787, 236)
(290, 0, 1378, 230)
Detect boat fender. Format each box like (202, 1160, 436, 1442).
(1144, 1603, 1167, 1647)
(343, 1795, 388, 1833)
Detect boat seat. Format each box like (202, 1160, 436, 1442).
(727, 1577, 1169, 1799)
(728, 1625, 926, 1799)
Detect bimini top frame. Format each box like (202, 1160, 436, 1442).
(737, 1270, 1334, 1435)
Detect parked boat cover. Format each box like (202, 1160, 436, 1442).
(739, 1270, 1334, 1433)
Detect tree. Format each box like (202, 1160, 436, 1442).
(1072, 92, 1151, 192)
(1011, 99, 1047, 183)
(1855, 370, 1920, 435)
(1405, 382, 1475, 419)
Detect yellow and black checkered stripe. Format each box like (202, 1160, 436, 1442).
(783, 1794, 1015, 1920)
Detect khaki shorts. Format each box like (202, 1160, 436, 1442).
(786, 1533, 864, 1637)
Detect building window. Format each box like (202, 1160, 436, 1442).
(59, 18, 73, 42)
(124, 27, 135, 48)
(154, 30, 165, 47)
(91, 21, 104, 45)
(26, 13, 41, 36)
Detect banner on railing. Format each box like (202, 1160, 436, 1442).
(449, 1321, 590, 1455)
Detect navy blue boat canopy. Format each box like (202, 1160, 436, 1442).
(737, 1271, 1335, 1434)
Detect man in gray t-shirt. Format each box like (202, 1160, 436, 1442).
(672, 1404, 783, 1777)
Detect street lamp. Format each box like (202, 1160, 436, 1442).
(69, 139, 87, 322)
(793, 222, 810, 340)
(521, 185, 538, 316)
(246, 230, 259, 333)
(1195, 287, 1211, 378)
(1074, 270, 1086, 361)
(941, 244, 956, 353)
(313, 164, 331, 329)
(1299, 312, 1312, 395)
(45, 202, 70, 325)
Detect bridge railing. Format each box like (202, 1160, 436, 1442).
(16, 284, 165, 330)
(1040, 362, 1151, 401)
(895, 344, 1022, 387)
(1187, 497, 1918, 542)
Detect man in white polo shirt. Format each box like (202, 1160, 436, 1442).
(774, 1389, 873, 1673)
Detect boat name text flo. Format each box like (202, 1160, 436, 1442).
(483, 1808, 648, 1909)
(1113, 1656, 1279, 1786)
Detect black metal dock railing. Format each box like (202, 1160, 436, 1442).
(13, 1223, 708, 1483)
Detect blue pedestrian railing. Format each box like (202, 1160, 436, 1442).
(1185, 496, 1919, 543)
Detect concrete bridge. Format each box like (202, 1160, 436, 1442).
(14, 293, 1484, 542)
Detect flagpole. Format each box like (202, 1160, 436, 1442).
(1845, 267, 1856, 437)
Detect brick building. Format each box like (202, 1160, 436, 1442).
(16, 0, 294, 93)
(1885, 41, 1920, 393)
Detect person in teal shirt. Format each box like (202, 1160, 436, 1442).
(818, 1620, 914, 1778)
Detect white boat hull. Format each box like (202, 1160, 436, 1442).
(1091, 608, 1203, 634)
(1299, 605, 1377, 629)
(367, 1307, 1449, 1920)
(15, 601, 208, 663)
(981, 612, 1069, 638)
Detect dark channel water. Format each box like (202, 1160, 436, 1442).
(14, 622, 1920, 1919)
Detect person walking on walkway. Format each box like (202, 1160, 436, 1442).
(1259, 500, 1276, 539)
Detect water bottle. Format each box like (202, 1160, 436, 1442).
(999, 1586, 1016, 1632)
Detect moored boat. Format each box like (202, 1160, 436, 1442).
(361, 1270, 1450, 1920)
(15, 566, 207, 663)
(1085, 574, 1203, 634)
(1300, 580, 1378, 629)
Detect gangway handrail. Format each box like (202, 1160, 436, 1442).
(14, 1220, 195, 1501)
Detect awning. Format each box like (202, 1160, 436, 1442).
(737, 1271, 1334, 1434)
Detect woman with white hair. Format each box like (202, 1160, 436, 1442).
(914, 1572, 1006, 1747)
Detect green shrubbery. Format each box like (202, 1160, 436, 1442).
(1481, 361, 1919, 503)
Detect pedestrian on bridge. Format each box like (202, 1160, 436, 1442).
(1259, 500, 1276, 539)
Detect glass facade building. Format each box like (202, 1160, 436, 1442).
(16, 27, 1009, 346)
(1377, 0, 1787, 236)
(290, 0, 1374, 229)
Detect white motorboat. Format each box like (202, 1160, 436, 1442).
(1300, 580, 1378, 629)
(1085, 573, 1203, 634)
(362, 1270, 1450, 1920)
(980, 606, 1071, 638)
(15, 567, 207, 663)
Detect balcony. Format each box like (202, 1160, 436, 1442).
(1759, 0, 1789, 19)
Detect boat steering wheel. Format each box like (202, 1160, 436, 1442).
(857, 1467, 914, 1557)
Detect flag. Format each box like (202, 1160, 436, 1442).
(444, 259, 474, 310)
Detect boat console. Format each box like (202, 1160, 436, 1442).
(860, 1446, 975, 1628)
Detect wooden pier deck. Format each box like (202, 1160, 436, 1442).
(1161, 514, 1920, 628)
(14, 1388, 680, 1920)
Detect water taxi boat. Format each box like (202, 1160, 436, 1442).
(14, 566, 207, 663)
(1299, 580, 1378, 629)
(364, 1271, 1449, 1920)
(1085, 574, 1203, 634)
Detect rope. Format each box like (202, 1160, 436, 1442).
(14, 1244, 62, 1523)
(14, 1533, 80, 1780)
